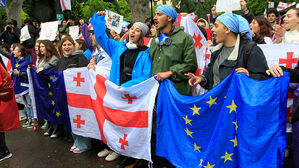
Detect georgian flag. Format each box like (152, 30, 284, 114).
(259, 43, 299, 132)
(64, 68, 159, 162)
(60, 0, 71, 11)
(277, 1, 296, 11)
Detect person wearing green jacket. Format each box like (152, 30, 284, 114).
(150, 5, 197, 96)
(148, 4, 197, 168)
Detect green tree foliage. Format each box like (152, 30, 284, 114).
(79, 0, 130, 22)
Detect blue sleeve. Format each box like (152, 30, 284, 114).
(83, 49, 92, 61)
(90, 12, 125, 59)
(121, 49, 152, 87)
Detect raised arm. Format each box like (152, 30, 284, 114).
(90, 12, 125, 58)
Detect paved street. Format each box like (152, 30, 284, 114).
(0, 122, 121, 168)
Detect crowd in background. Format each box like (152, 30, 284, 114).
(0, 1, 299, 167)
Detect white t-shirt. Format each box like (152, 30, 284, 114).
(283, 30, 299, 43)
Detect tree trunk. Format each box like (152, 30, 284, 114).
(5, 0, 23, 27)
(127, 0, 150, 23)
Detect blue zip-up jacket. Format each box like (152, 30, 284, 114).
(90, 12, 151, 87)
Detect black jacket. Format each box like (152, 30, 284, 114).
(201, 37, 269, 90)
(0, 30, 19, 47)
(281, 63, 299, 123)
(55, 51, 89, 71)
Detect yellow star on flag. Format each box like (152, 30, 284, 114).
(226, 100, 237, 114)
(48, 83, 51, 88)
(193, 142, 201, 152)
(50, 76, 54, 80)
(221, 152, 233, 163)
(232, 121, 238, 131)
(190, 104, 201, 116)
(20, 57, 24, 60)
(204, 161, 215, 168)
(230, 136, 238, 147)
(184, 127, 193, 138)
(206, 96, 217, 108)
(48, 91, 53, 96)
(56, 112, 61, 117)
(183, 115, 192, 126)
(51, 100, 55, 106)
(15, 63, 20, 68)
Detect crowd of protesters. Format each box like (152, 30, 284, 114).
(0, 1, 299, 168)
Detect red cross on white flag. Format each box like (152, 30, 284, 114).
(63, 68, 159, 162)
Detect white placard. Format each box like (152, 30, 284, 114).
(69, 25, 79, 40)
(39, 21, 59, 41)
(105, 10, 124, 34)
(216, 0, 241, 13)
(20, 25, 31, 42)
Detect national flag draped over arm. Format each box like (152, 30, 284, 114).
(156, 71, 289, 168)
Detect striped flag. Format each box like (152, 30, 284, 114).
(277, 1, 296, 11)
(60, 0, 71, 11)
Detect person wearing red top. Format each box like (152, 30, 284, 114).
(0, 56, 20, 162)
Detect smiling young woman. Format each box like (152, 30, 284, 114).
(55, 36, 89, 71)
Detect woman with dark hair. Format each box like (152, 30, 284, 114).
(34, 40, 59, 135)
(250, 16, 273, 44)
(36, 40, 59, 73)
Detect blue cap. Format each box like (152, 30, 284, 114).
(217, 13, 252, 40)
(156, 5, 177, 23)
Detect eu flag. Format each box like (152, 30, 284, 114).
(30, 67, 70, 129)
(156, 71, 289, 168)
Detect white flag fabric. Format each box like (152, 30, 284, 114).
(60, 0, 71, 11)
(63, 68, 159, 162)
(259, 43, 299, 133)
(277, 2, 296, 11)
(39, 21, 59, 41)
(20, 25, 31, 42)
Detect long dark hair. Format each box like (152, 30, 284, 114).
(39, 40, 59, 62)
(254, 16, 273, 38)
(14, 44, 27, 57)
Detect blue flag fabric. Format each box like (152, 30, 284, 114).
(156, 71, 289, 168)
(30, 67, 70, 130)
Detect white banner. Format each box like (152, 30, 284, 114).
(105, 10, 124, 34)
(216, 0, 241, 13)
(69, 25, 79, 40)
(20, 25, 31, 42)
(39, 21, 59, 41)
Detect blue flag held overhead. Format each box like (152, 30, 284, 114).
(156, 71, 289, 168)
